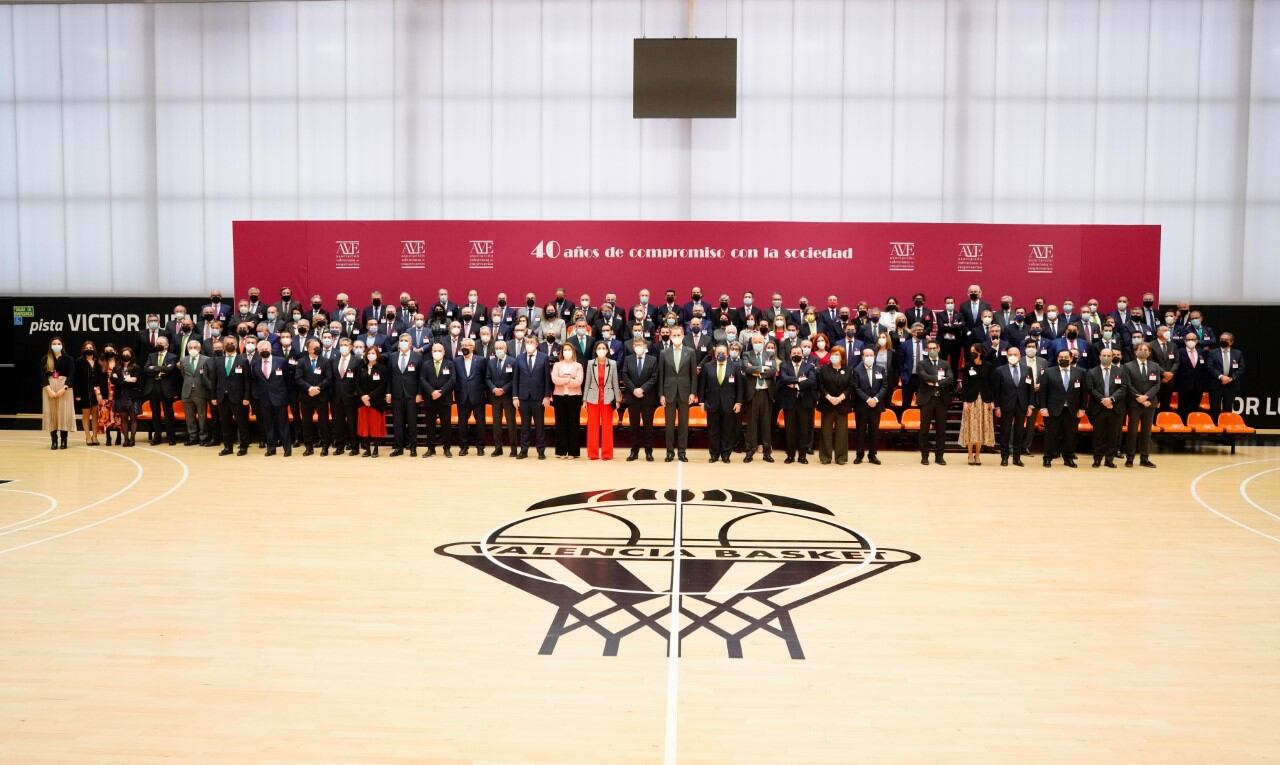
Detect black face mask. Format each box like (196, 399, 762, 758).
(1059, 360, 1071, 368)
(1066, 331, 1078, 339)
(336, 301, 346, 308)
(719, 300, 729, 308)
(527, 298, 536, 308)
(857, 309, 867, 317)
(497, 299, 507, 307)
(791, 354, 802, 362)
(691, 293, 702, 301)
(914, 299, 924, 307)
(886, 304, 898, 312)
(312, 302, 321, 309)
(969, 292, 979, 300)
(798, 300, 808, 309)
(840, 313, 850, 321)
(1000, 301, 1010, 310)
(371, 298, 381, 306)
(1035, 303, 1044, 310)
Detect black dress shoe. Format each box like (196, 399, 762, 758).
(1140, 459, 1156, 468)
(444, 448, 453, 458)
(664, 452, 674, 463)
(678, 452, 688, 462)
(721, 454, 732, 463)
(491, 448, 503, 457)
(743, 454, 754, 463)
(626, 452, 638, 462)
(426, 447, 436, 457)
(645, 452, 654, 462)
(935, 458, 946, 466)
(784, 455, 795, 464)
(1012, 457, 1024, 466)
(389, 448, 404, 457)
(508, 450, 518, 458)
(709, 454, 719, 463)
(477, 448, 485, 456)
(1124, 457, 1134, 467)
(237, 447, 248, 456)
(1104, 459, 1117, 468)
(920, 456, 929, 465)
(537, 451, 546, 460)
(282, 447, 292, 457)
(303, 446, 314, 456)
(409, 448, 418, 457)
(1043, 458, 1052, 468)
(1064, 459, 1077, 469)
(797, 455, 807, 464)
(517, 450, 528, 460)
(1001, 456, 1009, 466)
(459, 447, 469, 457)
(853, 455, 864, 465)
(868, 455, 881, 465)
(264, 447, 276, 457)
(321, 447, 329, 456)
(762, 453, 774, 463)
(1092, 458, 1102, 468)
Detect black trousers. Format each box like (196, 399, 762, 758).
(552, 394, 582, 456)
(783, 405, 814, 458)
(331, 394, 359, 449)
(940, 342, 962, 374)
(424, 396, 451, 448)
(918, 397, 948, 457)
(518, 398, 546, 450)
(1044, 412, 1079, 460)
(744, 394, 774, 454)
(1091, 407, 1123, 459)
(288, 396, 303, 443)
(997, 407, 1026, 457)
(489, 394, 517, 448)
(1125, 405, 1156, 458)
(853, 403, 881, 456)
(299, 396, 330, 447)
(1177, 385, 1205, 419)
(217, 397, 249, 449)
(257, 400, 290, 448)
(664, 396, 691, 451)
(1209, 382, 1240, 421)
(149, 392, 177, 442)
(819, 409, 849, 463)
(456, 399, 485, 447)
(628, 399, 656, 452)
(706, 406, 738, 457)
(390, 397, 417, 448)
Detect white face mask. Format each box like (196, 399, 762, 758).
(339, 346, 350, 356)
(1008, 356, 1020, 365)
(742, 298, 753, 307)
(50, 344, 62, 353)
(596, 348, 607, 357)
(877, 338, 888, 346)
(671, 336, 683, 347)
(981, 317, 992, 325)
(1046, 311, 1058, 320)
(399, 341, 410, 350)
(581, 299, 590, 307)
(863, 357, 874, 367)
(563, 351, 575, 360)
(495, 349, 506, 359)
(634, 347, 646, 357)
(432, 351, 444, 359)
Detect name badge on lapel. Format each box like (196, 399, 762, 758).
(235, 367, 243, 374)
(407, 364, 416, 372)
(1148, 373, 1158, 381)
(288, 358, 297, 365)
(372, 373, 381, 380)
(345, 371, 354, 378)
(1073, 381, 1081, 389)
(274, 369, 282, 377)
(443, 368, 451, 375)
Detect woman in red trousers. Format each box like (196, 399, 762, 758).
(582, 341, 621, 460)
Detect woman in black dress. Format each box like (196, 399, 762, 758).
(355, 345, 388, 457)
(73, 341, 101, 445)
(112, 347, 144, 447)
(816, 346, 855, 465)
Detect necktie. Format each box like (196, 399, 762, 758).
(150, 331, 156, 347)
(1140, 362, 1147, 378)
(262, 360, 270, 378)
(1190, 350, 1197, 366)
(637, 357, 643, 376)
(225, 357, 233, 375)
(717, 363, 724, 384)
(1103, 369, 1110, 397)
(339, 358, 347, 377)
(400, 354, 407, 372)
(1223, 350, 1229, 372)
(435, 360, 441, 376)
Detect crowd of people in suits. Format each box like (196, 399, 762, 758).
(39, 283, 1246, 469)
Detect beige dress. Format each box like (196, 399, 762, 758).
(42, 376, 78, 432)
(959, 393, 996, 447)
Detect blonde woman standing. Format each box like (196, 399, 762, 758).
(41, 336, 77, 450)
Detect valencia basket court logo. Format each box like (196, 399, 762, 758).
(435, 488, 919, 659)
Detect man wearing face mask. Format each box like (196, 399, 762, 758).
(380, 306, 406, 341)
(385, 334, 424, 457)
(621, 335, 659, 461)
(1107, 296, 1131, 328)
(741, 336, 779, 463)
(732, 292, 763, 332)
(1085, 348, 1127, 468)
(685, 318, 713, 363)
(416, 341, 455, 458)
(1207, 332, 1245, 420)
(179, 339, 215, 447)
(915, 340, 954, 465)
(452, 338, 486, 456)
(595, 302, 625, 341)
(1148, 324, 1180, 413)
(959, 285, 992, 331)
(851, 348, 889, 465)
(328, 337, 361, 456)
(935, 296, 965, 372)
(904, 293, 933, 337)
(778, 340, 817, 463)
(1052, 323, 1093, 369)
(513, 337, 552, 460)
(294, 338, 332, 456)
(1037, 350, 1085, 468)
(989, 346, 1032, 466)
(359, 291, 384, 324)
(249, 339, 291, 456)
(1122, 342, 1161, 468)
(433, 288, 458, 322)
(657, 327, 697, 462)
(681, 287, 709, 324)
(274, 288, 300, 322)
(897, 323, 928, 407)
(699, 343, 743, 463)
(211, 336, 252, 456)
(144, 338, 180, 446)
(1039, 305, 1064, 342)
(485, 340, 518, 457)
(1174, 332, 1212, 420)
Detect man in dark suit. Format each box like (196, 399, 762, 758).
(1085, 348, 1128, 468)
(1020, 338, 1050, 457)
(1123, 343, 1161, 468)
(594, 304, 626, 341)
(385, 334, 423, 457)
(657, 327, 698, 462)
(249, 340, 291, 457)
(1037, 350, 1085, 468)
(990, 346, 1032, 466)
(621, 336, 659, 461)
(740, 339, 778, 462)
(330, 338, 361, 456)
(1149, 324, 1180, 411)
(851, 348, 890, 465)
(732, 292, 763, 332)
(1174, 335, 1212, 419)
(1207, 332, 1245, 420)
(294, 338, 332, 456)
(203, 291, 231, 323)
(211, 336, 252, 456)
(915, 340, 954, 465)
(699, 344, 742, 463)
(274, 288, 301, 323)
(682, 287, 710, 325)
(513, 336, 551, 459)
(360, 320, 388, 357)
(959, 285, 992, 332)
(486, 340, 519, 457)
(898, 325, 928, 407)
(452, 339, 486, 455)
(418, 342, 455, 457)
(904, 294, 934, 337)
(276, 330, 303, 447)
(778, 342, 817, 463)
(178, 339, 216, 446)
(935, 298, 966, 372)
(144, 338, 180, 445)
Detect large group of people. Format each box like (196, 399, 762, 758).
(39, 283, 1246, 469)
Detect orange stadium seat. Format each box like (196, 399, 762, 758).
(1155, 412, 1190, 434)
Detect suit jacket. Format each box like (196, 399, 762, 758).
(816, 364, 854, 413)
(1174, 347, 1213, 391)
(294, 354, 332, 402)
(959, 299, 993, 330)
(583, 358, 622, 405)
(331, 353, 361, 399)
(416, 354, 454, 401)
(451, 353, 485, 405)
(898, 337, 929, 383)
(249, 355, 289, 408)
(621, 352, 659, 405)
(179, 354, 215, 400)
(657, 346, 698, 401)
(513, 350, 551, 401)
(1149, 339, 1181, 377)
(904, 306, 934, 335)
(698, 358, 743, 412)
(990, 361, 1033, 413)
(1123, 359, 1162, 406)
(486, 355, 517, 397)
(777, 359, 818, 409)
(1037, 365, 1084, 414)
(212, 353, 252, 403)
(740, 350, 779, 402)
(817, 308, 844, 340)
(934, 310, 966, 346)
(1207, 347, 1245, 385)
(851, 363, 890, 409)
(386, 351, 424, 400)
(914, 357, 955, 406)
(144, 350, 180, 399)
(1085, 364, 1128, 416)
(355, 361, 388, 409)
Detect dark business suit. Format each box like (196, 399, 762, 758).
(990, 361, 1032, 460)
(621, 352, 659, 456)
(1207, 346, 1245, 420)
(1174, 345, 1212, 418)
(513, 350, 551, 455)
(250, 355, 291, 454)
(1123, 358, 1161, 461)
(1149, 337, 1180, 410)
(778, 358, 817, 461)
(1037, 365, 1085, 464)
(915, 357, 955, 460)
(387, 350, 424, 451)
(816, 364, 853, 464)
(486, 354, 518, 453)
(295, 354, 332, 451)
(657, 345, 698, 454)
(851, 362, 890, 459)
(211, 353, 251, 451)
(419, 354, 456, 451)
(740, 350, 778, 457)
(1085, 363, 1128, 462)
(699, 357, 743, 460)
(934, 309, 966, 371)
(330, 352, 361, 453)
(452, 353, 486, 450)
(144, 350, 179, 444)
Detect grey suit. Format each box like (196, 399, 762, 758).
(657, 345, 697, 451)
(179, 353, 215, 442)
(583, 358, 621, 404)
(741, 349, 779, 455)
(1123, 358, 1162, 459)
(1022, 356, 1050, 452)
(1149, 337, 1180, 410)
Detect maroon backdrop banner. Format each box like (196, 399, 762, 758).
(233, 220, 1160, 307)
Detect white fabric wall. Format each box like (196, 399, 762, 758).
(0, 0, 1277, 301)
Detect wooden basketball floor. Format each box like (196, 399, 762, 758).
(1, 431, 1278, 763)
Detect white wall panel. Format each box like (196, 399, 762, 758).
(0, 0, 1276, 301)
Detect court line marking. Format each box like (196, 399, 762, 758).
(1188, 458, 1280, 546)
(0, 447, 189, 558)
(0, 489, 59, 531)
(1239, 467, 1280, 523)
(664, 460, 684, 765)
(0, 440, 143, 538)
